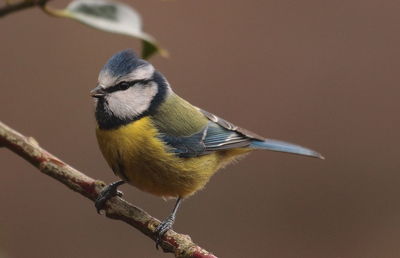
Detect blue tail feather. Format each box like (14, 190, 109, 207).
(250, 139, 324, 159)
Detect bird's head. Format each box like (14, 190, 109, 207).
(92, 49, 170, 129)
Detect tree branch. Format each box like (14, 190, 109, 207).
(0, 120, 217, 258)
(0, 0, 50, 18)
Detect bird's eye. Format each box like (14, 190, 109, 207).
(117, 81, 130, 91)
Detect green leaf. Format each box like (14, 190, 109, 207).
(58, 0, 166, 59)
(142, 39, 168, 60)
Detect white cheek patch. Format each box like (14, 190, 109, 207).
(106, 82, 158, 119)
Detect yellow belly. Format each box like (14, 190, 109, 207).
(96, 117, 250, 198)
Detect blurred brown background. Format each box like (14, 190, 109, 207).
(0, 0, 399, 257)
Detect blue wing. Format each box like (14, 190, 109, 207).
(160, 122, 252, 158)
(159, 109, 262, 158)
(160, 109, 323, 159)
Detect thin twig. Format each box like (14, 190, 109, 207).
(0, 0, 50, 18)
(0, 120, 217, 258)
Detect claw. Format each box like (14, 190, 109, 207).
(154, 197, 183, 250)
(155, 217, 174, 249)
(95, 180, 125, 213)
(116, 190, 123, 197)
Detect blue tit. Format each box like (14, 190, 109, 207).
(91, 49, 323, 246)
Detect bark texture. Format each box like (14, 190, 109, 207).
(0, 121, 217, 258)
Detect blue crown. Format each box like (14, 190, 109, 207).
(102, 49, 148, 77)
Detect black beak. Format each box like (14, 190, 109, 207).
(90, 85, 106, 98)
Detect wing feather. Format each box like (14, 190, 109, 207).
(198, 109, 265, 141)
(159, 108, 264, 157)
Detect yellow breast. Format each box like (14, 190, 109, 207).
(96, 117, 250, 198)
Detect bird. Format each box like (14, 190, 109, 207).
(91, 49, 323, 248)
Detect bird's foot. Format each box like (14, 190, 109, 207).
(95, 180, 125, 213)
(155, 215, 175, 249)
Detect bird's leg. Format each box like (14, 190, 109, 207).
(95, 180, 125, 213)
(155, 197, 183, 249)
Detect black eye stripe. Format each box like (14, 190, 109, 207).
(105, 79, 152, 93)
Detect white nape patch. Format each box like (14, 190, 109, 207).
(106, 81, 158, 119)
(164, 80, 173, 96)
